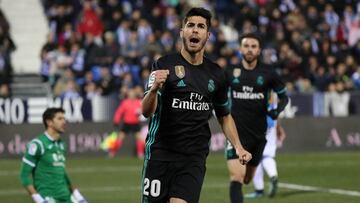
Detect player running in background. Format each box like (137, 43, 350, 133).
(141, 7, 251, 203)
(19, 108, 88, 203)
(245, 93, 287, 199)
(225, 33, 289, 203)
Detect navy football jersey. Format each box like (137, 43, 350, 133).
(144, 53, 229, 161)
(225, 63, 286, 142)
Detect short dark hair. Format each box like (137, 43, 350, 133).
(42, 108, 65, 129)
(183, 7, 212, 30)
(240, 33, 262, 48)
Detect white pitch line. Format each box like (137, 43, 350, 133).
(279, 182, 360, 197)
(1, 182, 360, 198)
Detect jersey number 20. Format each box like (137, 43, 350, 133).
(143, 178, 161, 197)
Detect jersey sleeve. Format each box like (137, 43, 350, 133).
(22, 139, 43, 168)
(270, 70, 286, 95)
(213, 70, 230, 117)
(144, 60, 161, 94)
(19, 139, 43, 186)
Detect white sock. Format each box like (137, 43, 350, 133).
(253, 163, 265, 190)
(262, 157, 278, 178)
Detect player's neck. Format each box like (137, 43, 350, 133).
(180, 48, 203, 65)
(46, 129, 60, 141)
(241, 59, 258, 70)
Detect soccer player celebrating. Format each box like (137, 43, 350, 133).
(224, 33, 289, 203)
(141, 8, 252, 203)
(20, 108, 88, 203)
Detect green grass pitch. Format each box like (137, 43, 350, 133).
(1, 151, 359, 203)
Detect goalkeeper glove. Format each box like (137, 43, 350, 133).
(31, 194, 48, 203)
(267, 109, 279, 120)
(72, 189, 88, 203)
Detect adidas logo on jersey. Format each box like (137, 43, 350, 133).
(177, 80, 186, 87)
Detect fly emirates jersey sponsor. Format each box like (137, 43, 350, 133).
(225, 63, 286, 141)
(145, 53, 229, 161)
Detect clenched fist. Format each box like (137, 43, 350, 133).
(236, 148, 252, 165)
(149, 70, 170, 91)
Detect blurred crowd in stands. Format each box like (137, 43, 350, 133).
(1, 0, 360, 103)
(0, 9, 15, 98)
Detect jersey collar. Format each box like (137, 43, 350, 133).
(44, 131, 55, 142)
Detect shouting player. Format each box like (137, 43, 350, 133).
(141, 8, 251, 203)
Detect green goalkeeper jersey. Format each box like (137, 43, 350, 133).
(20, 132, 72, 199)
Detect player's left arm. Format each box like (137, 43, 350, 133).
(268, 71, 289, 119)
(65, 172, 89, 203)
(275, 92, 289, 113)
(20, 141, 50, 203)
(217, 115, 252, 164)
(213, 69, 251, 164)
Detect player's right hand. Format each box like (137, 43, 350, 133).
(150, 70, 169, 91)
(236, 148, 252, 165)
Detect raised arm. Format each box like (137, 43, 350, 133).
(142, 70, 169, 118)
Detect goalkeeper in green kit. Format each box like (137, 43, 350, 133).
(20, 108, 88, 203)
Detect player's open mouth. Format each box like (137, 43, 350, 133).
(189, 38, 200, 46)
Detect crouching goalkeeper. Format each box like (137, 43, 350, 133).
(19, 108, 88, 203)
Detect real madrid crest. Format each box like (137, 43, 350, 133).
(233, 68, 241, 78)
(175, 65, 185, 79)
(257, 76, 264, 85)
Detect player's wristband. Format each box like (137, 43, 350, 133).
(31, 193, 46, 203)
(73, 189, 87, 202)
